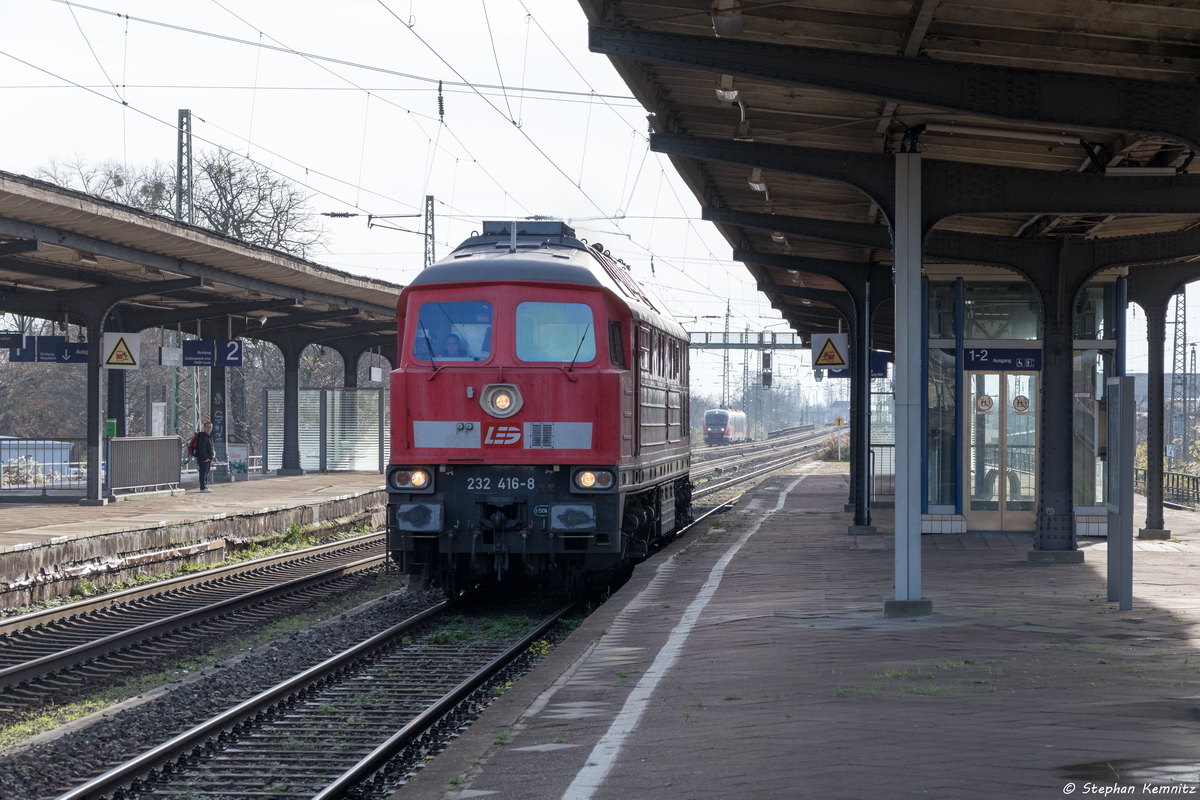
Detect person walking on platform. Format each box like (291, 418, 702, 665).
(190, 421, 216, 493)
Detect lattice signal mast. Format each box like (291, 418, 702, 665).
(1171, 289, 1188, 469)
(175, 109, 193, 224)
(424, 195, 435, 268)
(742, 326, 750, 411)
(722, 301, 730, 408)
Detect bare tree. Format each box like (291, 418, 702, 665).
(34, 156, 175, 215)
(193, 150, 328, 257)
(33, 151, 327, 257)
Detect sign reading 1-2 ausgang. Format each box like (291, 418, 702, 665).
(964, 348, 1042, 371)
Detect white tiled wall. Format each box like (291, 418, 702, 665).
(920, 514, 966, 534)
(918, 514, 1109, 536)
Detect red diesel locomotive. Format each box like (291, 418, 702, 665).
(386, 221, 692, 593)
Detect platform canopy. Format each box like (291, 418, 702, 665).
(0, 170, 402, 342)
(0, 170, 406, 502)
(578, 0, 1200, 345)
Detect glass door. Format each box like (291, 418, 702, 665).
(965, 372, 1038, 531)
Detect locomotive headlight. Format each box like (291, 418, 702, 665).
(480, 383, 523, 418)
(388, 466, 434, 493)
(573, 469, 614, 491)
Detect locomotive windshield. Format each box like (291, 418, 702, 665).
(705, 410, 729, 427)
(412, 301, 492, 361)
(516, 302, 596, 362)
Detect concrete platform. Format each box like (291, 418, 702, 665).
(402, 465, 1200, 798)
(0, 472, 386, 608)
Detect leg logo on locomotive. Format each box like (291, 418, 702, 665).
(484, 425, 522, 445)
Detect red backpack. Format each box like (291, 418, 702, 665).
(187, 432, 199, 457)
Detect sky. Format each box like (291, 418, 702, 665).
(0, 0, 1186, 406)
(0, 0, 812, 406)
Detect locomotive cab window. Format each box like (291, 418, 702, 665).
(412, 301, 492, 361)
(516, 302, 596, 363)
(608, 321, 627, 369)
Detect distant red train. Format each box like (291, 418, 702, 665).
(386, 221, 692, 594)
(703, 408, 748, 445)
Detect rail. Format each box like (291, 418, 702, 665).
(1134, 467, 1200, 509)
(0, 545, 386, 692)
(0, 532, 383, 636)
(0, 437, 88, 499)
(766, 422, 816, 440)
(55, 601, 571, 800)
(870, 443, 896, 503)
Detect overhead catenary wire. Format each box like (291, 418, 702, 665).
(480, 0, 515, 123)
(517, 13, 532, 126)
(0, 48, 411, 216)
(47, 1, 636, 102)
(23, 2, 778, 335)
(120, 12, 130, 167)
(356, 92, 372, 208)
(38, 0, 647, 236)
(246, 30, 264, 159)
(202, 0, 532, 216)
(371, 0, 721, 313)
(516, 0, 643, 138)
(4, 83, 645, 108)
(63, 0, 122, 103)
(374, 0, 614, 226)
(41, 0, 581, 221)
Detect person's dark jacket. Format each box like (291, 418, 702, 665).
(194, 431, 216, 462)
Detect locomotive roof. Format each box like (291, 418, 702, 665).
(408, 222, 687, 339)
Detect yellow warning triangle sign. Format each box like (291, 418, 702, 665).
(814, 337, 847, 368)
(105, 336, 137, 367)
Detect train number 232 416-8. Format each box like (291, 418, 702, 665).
(466, 477, 536, 491)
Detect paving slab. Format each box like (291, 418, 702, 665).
(0, 472, 384, 545)
(399, 467, 1200, 800)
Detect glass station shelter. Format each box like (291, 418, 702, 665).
(924, 267, 1119, 536)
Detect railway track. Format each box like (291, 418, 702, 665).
(691, 428, 828, 497)
(0, 434, 824, 713)
(54, 597, 573, 800)
(0, 435, 824, 797)
(0, 534, 393, 717)
(690, 425, 826, 466)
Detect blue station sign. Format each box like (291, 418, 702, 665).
(215, 339, 243, 367)
(8, 339, 35, 362)
(825, 351, 891, 379)
(964, 348, 1042, 371)
(56, 342, 88, 363)
(182, 340, 216, 366)
(180, 339, 243, 366)
(35, 336, 66, 362)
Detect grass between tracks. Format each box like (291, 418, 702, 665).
(1, 522, 377, 619)
(0, 568, 406, 752)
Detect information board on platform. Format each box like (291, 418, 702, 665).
(964, 348, 1041, 371)
(182, 340, 216, 366)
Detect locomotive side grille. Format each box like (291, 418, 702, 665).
(529, 423, 553, 449)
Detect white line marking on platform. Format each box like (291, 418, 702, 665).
(561, 474, 807, 800)
(512, 743, 581, 752)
